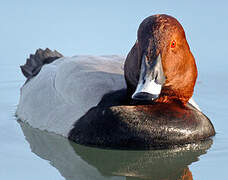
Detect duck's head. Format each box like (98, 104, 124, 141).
(124, 14, 197, 104)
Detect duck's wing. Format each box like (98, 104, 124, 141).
(16, 55, 126, 136)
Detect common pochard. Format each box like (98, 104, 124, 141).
(17, 14, 215, 149)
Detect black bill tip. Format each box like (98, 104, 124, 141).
(132, 92, 159, 101)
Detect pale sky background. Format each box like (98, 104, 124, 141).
(1, 0, 227, 72)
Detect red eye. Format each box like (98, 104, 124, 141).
(171, 40, 176, 48)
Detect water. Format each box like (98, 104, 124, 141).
(1, 0, 228, 179)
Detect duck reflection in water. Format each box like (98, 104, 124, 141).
(19, 121, 213, 180)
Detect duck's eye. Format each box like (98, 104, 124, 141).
(171, 40, 176, 48)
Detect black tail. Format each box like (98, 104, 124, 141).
(20, 48, 63, 79)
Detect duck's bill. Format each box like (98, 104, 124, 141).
(132, 54, 166, 101)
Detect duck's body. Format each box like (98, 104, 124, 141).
(16, 55, 125, 136)
(17, 14, 215, 149)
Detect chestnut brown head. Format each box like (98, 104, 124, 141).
(124, 14, 197, 104)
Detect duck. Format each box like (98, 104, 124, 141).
(16, 14, 215, 149)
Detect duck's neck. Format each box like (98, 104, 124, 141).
(155, 86, 193, 105)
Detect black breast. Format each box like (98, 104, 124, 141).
(68, 90, 215, 149)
